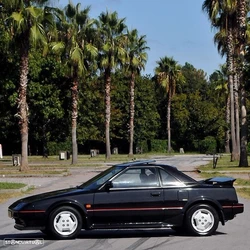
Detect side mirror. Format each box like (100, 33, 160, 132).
(105, 181, 113, 190)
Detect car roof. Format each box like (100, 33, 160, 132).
(115, 159, 176, 170)
(115, 159, 156, 167)
(114, 159, 197, 183)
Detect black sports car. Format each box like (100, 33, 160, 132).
(8, 160, 244, 239)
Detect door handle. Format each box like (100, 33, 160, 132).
(150, 192, 161, 197)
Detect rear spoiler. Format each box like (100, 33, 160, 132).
(201, 177, 236, 186)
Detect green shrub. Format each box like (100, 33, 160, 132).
(47, 140, 71, 155)
(136, 139, 167, 153)
(150, 139, 167, 152)
(200, 136, 217, 154)
(136, 140, 148, 154)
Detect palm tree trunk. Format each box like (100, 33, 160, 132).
(105, 69, 111, 159)
(167, 94, 171, 153)
(234, 73, 240, 157)
(71, 66, 78, 164)
(227, 27, 237, 161)
(237, 0, 248, 167)
(239, 86, 248, 166)
(19, 43, 29, 171)
(128, 72, 135, 157)
(225, 93, 230, 153)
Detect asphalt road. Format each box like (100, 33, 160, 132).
(0, 155, 248, 250)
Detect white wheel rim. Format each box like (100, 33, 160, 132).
(191, 208, 214, 233)
(53, 211, 78, 236)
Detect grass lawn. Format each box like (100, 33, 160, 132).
(0, 182, 33, 204)
(0, 182, 26, 189)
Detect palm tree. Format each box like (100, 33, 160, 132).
(2, 0, 53, 170)
(202, 0, 239, 161)
(155, 56, 183, 153)
(52, 2, 97, 164)
(96, 11, 127, 159)
(125, 29, 149, 157)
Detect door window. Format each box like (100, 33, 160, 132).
(112, 167, 160, 188)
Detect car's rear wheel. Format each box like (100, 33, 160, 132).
(49, 206, 82, 239)
(185, 204, 219, 236)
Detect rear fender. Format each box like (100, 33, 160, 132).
(183, 198, 226, 225)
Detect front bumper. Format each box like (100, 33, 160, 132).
(8, 209, 46, 230)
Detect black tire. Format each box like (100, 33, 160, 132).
(49, 206, 82, 240)
(185, 204, 219, 236)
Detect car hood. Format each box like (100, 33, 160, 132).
(15, 187, 88, 204)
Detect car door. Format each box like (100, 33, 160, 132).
(159, 168, 188, 224)
(91, 167, 164, 227)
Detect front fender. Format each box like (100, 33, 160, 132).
(44, 199, 92, 229)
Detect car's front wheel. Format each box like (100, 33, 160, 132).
(49, 206, 82, 239)
(185, 204, 219, 236)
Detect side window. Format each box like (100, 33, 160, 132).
(112, 167, 160, 188)
(159, 169, 183, 186)
(112, 169, 141, 188)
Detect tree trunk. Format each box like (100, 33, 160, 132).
(128, 72, 135, 157)
(42, 121, 48, 158)
(71, 66, 78, 165)
(227, 27, 238, 161)
(167, 94, 171, 153)
(237, 0, 248, 167)
(234, 73, 240, 156)
(19, 43, 29, 171)
(105, 69, 111, 159)
(225, 93, 230, 153)
(239, 87, 248, 166)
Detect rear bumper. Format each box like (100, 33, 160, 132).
(233, 203, 244, 215)
(222, 202, 244, 221)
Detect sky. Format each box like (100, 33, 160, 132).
(54, 0, 225, 77)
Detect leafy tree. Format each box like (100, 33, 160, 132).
(28, 50, 66, 156)
(210, 64, 230, 153)
(77, 75, 105, 148)
(0, 23, 20, 154)
(180, 63, 208, 95)
(172, 92, 223, 152)
(134, 75, 160, 148)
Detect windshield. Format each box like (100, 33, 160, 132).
(79, 166, 124, 190)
